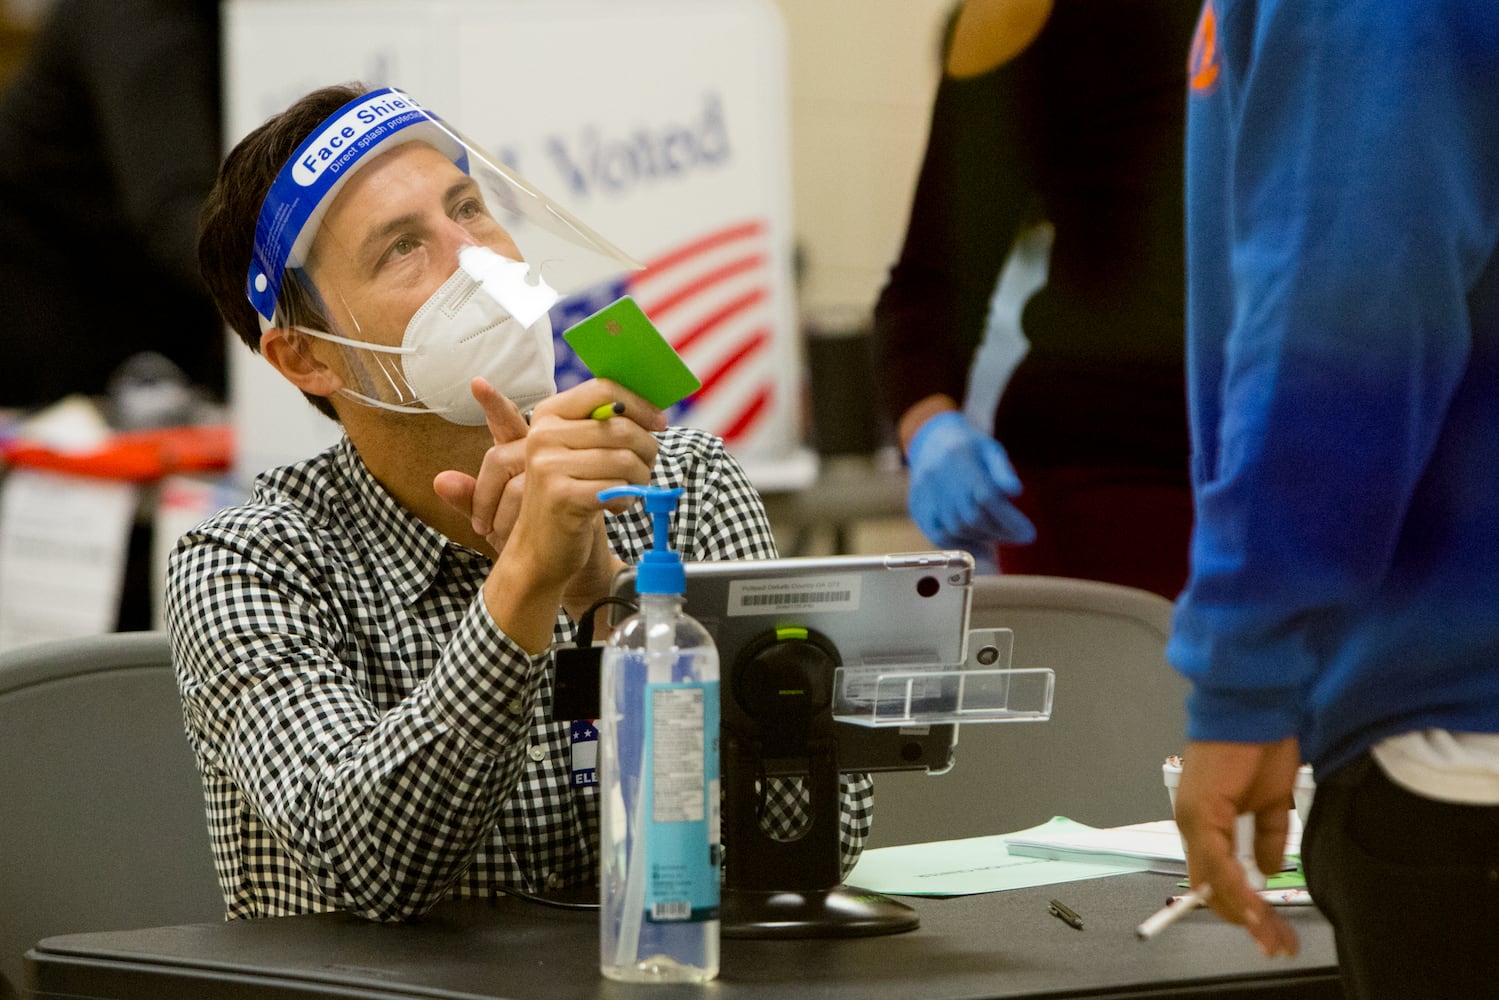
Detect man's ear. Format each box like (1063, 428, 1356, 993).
(260, 327, 343, 398)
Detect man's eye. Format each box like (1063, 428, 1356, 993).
(455, 200, 482, 221)
(391, 236, 416, 257)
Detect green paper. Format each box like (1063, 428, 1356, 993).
(562, 296, 701, 409)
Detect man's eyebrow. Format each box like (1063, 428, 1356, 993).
(445, 176, 481, 203)
(353, 176, 482, 264)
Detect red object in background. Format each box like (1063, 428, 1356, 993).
(0, 425, 233, 482)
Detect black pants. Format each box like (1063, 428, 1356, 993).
(1302, 752, 1499, 999)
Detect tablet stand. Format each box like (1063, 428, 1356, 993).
(720, 729, 918, 939)
(719, 629, 918, 939)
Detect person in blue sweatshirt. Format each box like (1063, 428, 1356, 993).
(1168, 2, 1499, 994)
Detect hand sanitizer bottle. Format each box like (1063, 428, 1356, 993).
(596, 486, 720, 983)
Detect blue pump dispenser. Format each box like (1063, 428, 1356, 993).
(598, 486, 685, 595)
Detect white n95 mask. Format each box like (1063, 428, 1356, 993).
(295, 246, 558, 425)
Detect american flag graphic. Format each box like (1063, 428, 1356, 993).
(550, 218, 777, 445)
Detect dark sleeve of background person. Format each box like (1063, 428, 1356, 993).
(0, 0, 224, 410)
(871, 62, 1038, 426)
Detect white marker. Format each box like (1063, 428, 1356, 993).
(1137, 886, 1211, 940)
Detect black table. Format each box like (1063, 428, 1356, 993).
(25, 873, 1342, 1000)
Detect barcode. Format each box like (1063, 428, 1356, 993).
(651, 900, 692, 921)
(742, 590, 851, 607)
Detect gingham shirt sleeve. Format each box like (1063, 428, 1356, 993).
(168, 509, 543, 921)
(644, 429, 874, 878)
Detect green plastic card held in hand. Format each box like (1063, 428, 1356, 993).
(562, 296, 701, 409)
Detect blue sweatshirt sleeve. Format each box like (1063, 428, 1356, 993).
(1171, 0, 1499, 742)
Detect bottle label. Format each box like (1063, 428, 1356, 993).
(642, 679, 721, 922)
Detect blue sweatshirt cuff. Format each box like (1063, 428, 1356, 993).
(1185, 684, 1301, 745)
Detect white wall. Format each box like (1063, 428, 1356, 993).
(772, 0, 956, 315)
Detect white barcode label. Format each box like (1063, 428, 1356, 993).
(651, 900, 692, 921)
(727, 574, 861, 615)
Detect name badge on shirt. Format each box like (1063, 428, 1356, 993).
(570, 719, 599, 787)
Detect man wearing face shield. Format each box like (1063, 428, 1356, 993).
(169, 83, 874, 921)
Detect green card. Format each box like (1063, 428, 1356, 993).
(562, 296, 701, 409)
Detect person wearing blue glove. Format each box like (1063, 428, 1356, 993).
(873, 0, 1195, 598)
(905, 409, 1034, 549)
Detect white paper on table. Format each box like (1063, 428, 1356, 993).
(1003, 817, 1187, 868)
(1004, 816, 1301, 874)
(847, 819, 1148, 897)
(0, 468, 141, 650)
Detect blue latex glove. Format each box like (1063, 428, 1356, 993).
(906, 411, 1036, 549)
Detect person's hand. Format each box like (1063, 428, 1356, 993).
(433, 378, 529, 555)
(455, 377, 663, 652)
(1175, 738, 1303, 958)
(433, 377, 663, 561)
(502, 378, 663, 588)
(905, 410, 1036, 549)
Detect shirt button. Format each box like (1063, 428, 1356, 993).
(546, 872, 563, 889)
(507, 697, 524, 716)
(528, 745, 545, 762)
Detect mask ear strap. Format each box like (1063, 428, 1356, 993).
(294, 325, 415, 355)
(333, 387, 444, 414)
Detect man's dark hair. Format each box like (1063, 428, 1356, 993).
(197, 82, 368, 420)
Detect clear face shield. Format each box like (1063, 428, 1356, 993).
(248, 87, 640, 424)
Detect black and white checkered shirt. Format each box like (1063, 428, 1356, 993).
(167, 428, 872, 920)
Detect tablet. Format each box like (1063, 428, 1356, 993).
(610, 551, 974, 774)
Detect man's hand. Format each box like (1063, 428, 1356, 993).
(449, 378, 662, 652)
(507, 378, 663, 586)
(433, 378, 529, 555)
(1175, 737, 1303, 958)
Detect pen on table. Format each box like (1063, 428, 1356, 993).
(1048, 898, 1084, 931)
(1137, 886, 1210, 941)
(590, 401, 626, 420)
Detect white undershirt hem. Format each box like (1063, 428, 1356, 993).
(1371, 730, 1499, 805)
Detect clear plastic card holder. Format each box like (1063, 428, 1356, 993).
(831, 627, 1055, 728)
(831, 665, 1054, 727)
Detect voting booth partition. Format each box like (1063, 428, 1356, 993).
(223, 0, 814, 491)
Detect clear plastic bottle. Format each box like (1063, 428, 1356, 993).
(596, 486, 720, 983)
